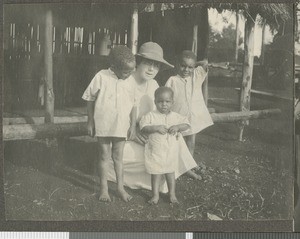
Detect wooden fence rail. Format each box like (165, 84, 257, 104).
(3, 109, 281, 141)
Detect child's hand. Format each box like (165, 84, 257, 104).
(168, 125, 179, 135)
(198, 59, 208, 71)
(127, 126, 136, 141)
(156, 125, 168, 135)
(87, 120, 95, 137)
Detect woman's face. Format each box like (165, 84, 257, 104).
(136, 59, 160, 81)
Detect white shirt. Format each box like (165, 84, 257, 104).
(82, 69, 134, 137)
(165, 66, 213, 135)
(140, 110, 190, 174)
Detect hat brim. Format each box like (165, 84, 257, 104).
(136, 53, 174, 69)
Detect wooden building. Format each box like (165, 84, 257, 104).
(3, 3, 208, 111)
(3, 3, 291, 141)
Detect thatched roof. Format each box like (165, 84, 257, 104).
(4, 3, 292, 31)
(142, 3, 292, 30)
(214, 3, 292, 29)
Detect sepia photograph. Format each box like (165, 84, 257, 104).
(2, 2, 295, 228)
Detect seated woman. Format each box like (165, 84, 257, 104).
(107, 42, 201, 193)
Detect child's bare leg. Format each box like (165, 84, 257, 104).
(112, 138, 132, 202)
(184, 134, 202, 180)
(97, 137, 112, 202)
(165, 172, 178, 204)
(148, 174, 161, 205)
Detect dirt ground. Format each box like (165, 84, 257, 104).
(4, 78, 294, 221)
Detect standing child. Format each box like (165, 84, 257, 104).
(165, 50, 213, 176)
(82, 46, 136, 202)
(140, 87, 191, 204)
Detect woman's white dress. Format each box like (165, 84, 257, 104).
(107, 76, 197, 193)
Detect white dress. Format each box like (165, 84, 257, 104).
(107, 76, 197, 193)
(140, 110, 191, 175)
(165, 66, 213, 136)
(82, 69, 134, 138)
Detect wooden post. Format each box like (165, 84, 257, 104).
(44, 9, 54, 123)
(130, 3, 138, 54)
(201, 7, 209, 106)
(260, 19, 266, 66)
(295, 5, 299, 42)
(192, 25, 198, 55)
(238, 12, 257, 141)
(235, 11, 240, 63)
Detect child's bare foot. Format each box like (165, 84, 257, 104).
(186, 170, 202, 180)
(118, 189, 132, 202)
(99, 191, 111, 202)
(169, 195, 179, 204)
(148, 195, 159, 205)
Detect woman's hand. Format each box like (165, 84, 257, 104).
(87, 120, 95, 137)
(127, 126, 136, 141)
(133, 127, 148, 145)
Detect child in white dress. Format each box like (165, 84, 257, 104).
(165, 50, 213, 174)
(140, 87, 191, 204)
(82, 46, 136, 202)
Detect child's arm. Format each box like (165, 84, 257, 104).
(83, 73, 102, 137)
(141, 125, 168, 135)
(195, 59, 209, 105)
(87, 101, 95, 137)
(202, 77, 208, 106)
(168, 123, 190, 135)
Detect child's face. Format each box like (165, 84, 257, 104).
(113, 61, 136, 80)
(155, 91, 173, 114)
(136, 59, 160, 81)
(177, 57, 196, 78)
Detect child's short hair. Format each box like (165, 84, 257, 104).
(178, 50, 197, 62)
(154, 87, 174, 99)
(109, 46, 135, 69)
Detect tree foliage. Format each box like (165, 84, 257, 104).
(142, 3, 292, 32)
(209, 24, 243, 50)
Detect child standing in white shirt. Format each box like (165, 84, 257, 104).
(82, 46, 136, 202)
(165, 50, 213, 176)
(140, 87, 191, 204)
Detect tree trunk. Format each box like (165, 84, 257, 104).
(235, 11, 240, 63)
(44, 10, 54, 123)
(3, 115, 88, 125)
(239, 13, 257, 141)
(130, 3, 139, 54)
(211, 108, 280, 123)
(260, 19, 266, 66)
(3, 109, 280, 141)
(4, 122, 87, 141)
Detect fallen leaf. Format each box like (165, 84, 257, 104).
(234, 168, 240, 174)
(207, 213, 222, 221)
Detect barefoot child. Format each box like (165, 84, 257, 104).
(140, 87, 191, 204)
(165, 50, 213, 177)
(82, 46, 136, 202)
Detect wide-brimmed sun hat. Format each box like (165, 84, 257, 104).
(136, 42, 174, 69)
